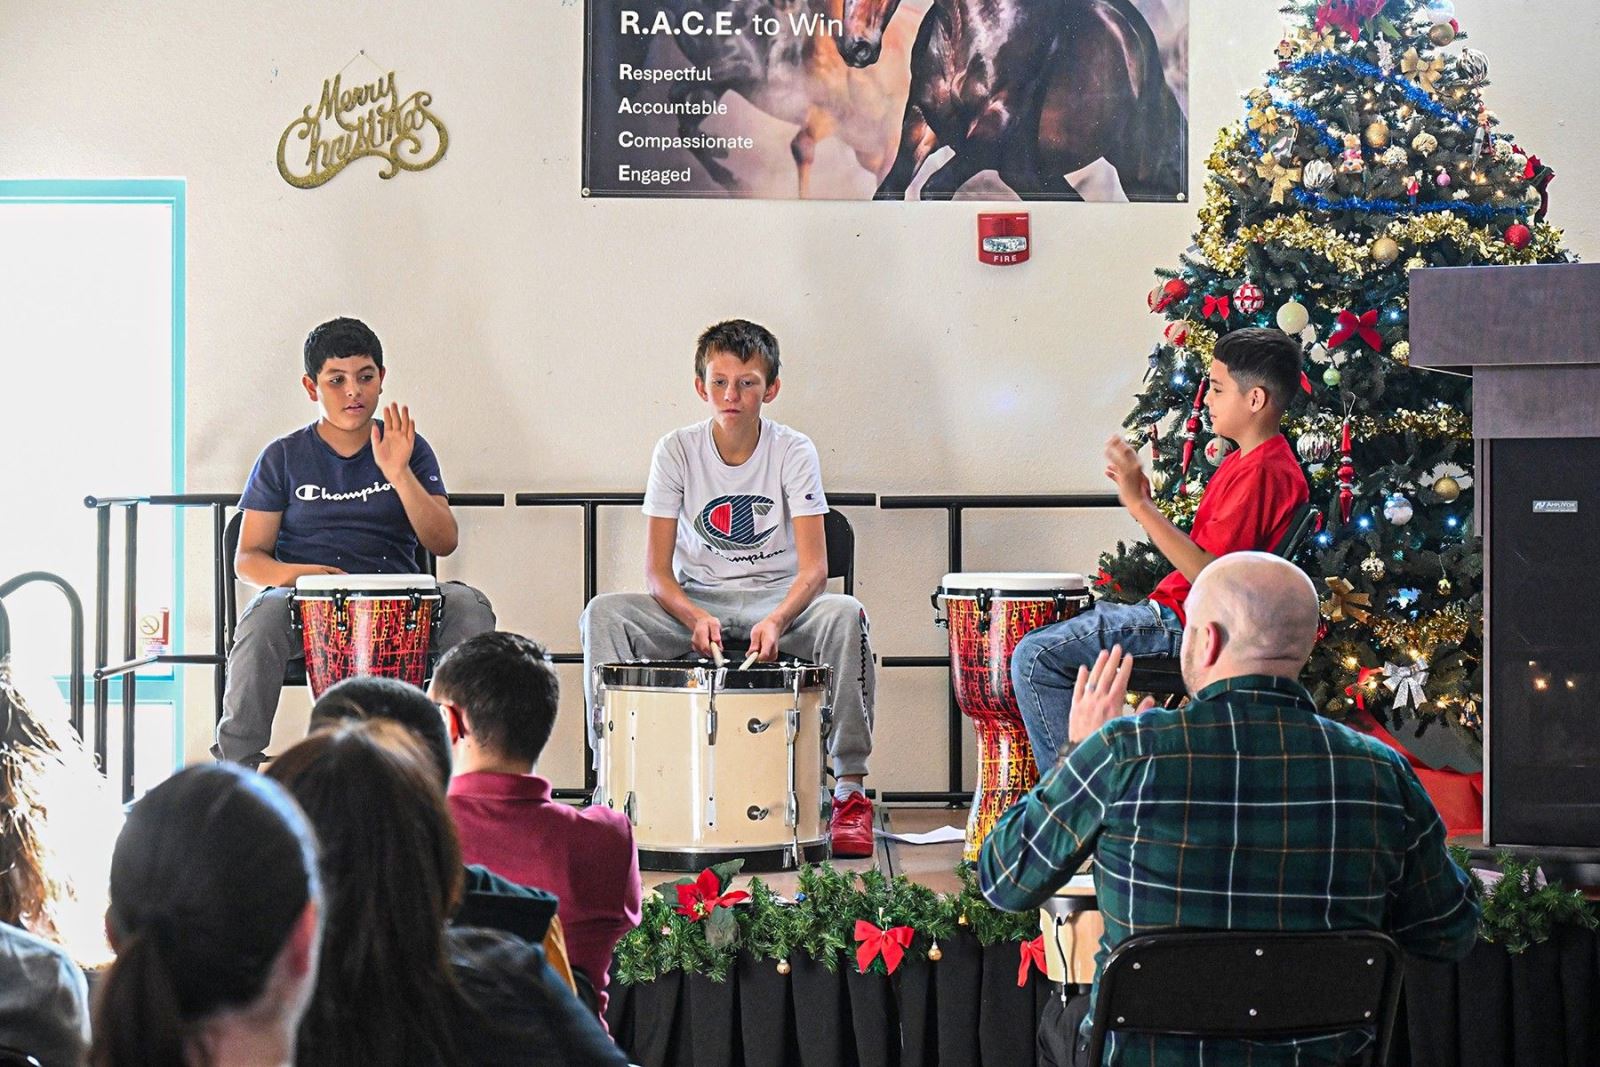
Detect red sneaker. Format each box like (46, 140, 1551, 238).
(829, 791, 875, 859)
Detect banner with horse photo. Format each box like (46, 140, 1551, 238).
(584, 0, 1189, 201)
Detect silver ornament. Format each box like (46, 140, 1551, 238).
(1297, 431, 1335, 463)
(1302, 159, 1336, 191)
(1457, 48, 1489, 84)
(1383, 492, 1414, 526)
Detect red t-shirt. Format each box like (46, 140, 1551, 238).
(447, 772, 642, 1021)
(1148, 433, 1309, 623)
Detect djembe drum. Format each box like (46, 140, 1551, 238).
(290, 574, 442, 697)
(934, 572, 1091, 861)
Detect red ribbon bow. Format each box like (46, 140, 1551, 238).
(1328, 308, 1383, 351)
(1202, 295, 1231, 321)
(1315, 0, 1384, 39)
(854, 921, 915, 975)
(1300, 371, 1313, 394)
(1018, 935, 1048, 987)
(673, 869, 750, 922)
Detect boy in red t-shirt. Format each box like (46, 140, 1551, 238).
(1013, 328, 1310, 771)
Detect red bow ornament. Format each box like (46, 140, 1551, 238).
(1202, 294, 1231, 321)
(854, 921, 915, 975)
(1018, 935, 1048, 986)
(1328, 309, 1383, 351)
(673, 868, 750, 922)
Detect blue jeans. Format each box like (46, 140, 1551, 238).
(1011, 599, 1184, 772)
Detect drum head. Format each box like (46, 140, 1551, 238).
(294, 573, 439, 594)
(598, 659, 831, 691)
(937, 571, 1087, 597)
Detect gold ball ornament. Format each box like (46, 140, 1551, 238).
(958, 913, 969, 926)
(1276, 300, 1310, 334)
(1438, 576, 1454, 596)
(1434, 476, 1462, 502)
(1361, 554, 1386, 581)
(1429, 22, 1456, 46)
(1371, 237, 1401, 265)
(1364, 120, 1391, 149)
(1412, 132, 1439, 156)
(1391, 340, 1411, 366)
(777, 958, 792, 975)
(928, 942, 943, 962)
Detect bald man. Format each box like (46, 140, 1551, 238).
(978, 553, 1479, 1067)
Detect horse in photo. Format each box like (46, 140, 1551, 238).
(838, 0, 1186, 200)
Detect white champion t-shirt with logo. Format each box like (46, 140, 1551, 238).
(643, 418, 829, 591)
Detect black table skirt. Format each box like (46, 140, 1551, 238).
(606, 926, 1600, 1067)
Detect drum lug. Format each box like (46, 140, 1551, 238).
(623, 791, 637, 826)
(929, 591, 949, 629)
(705, 797, 716, 826)
(333, 589, 350, 634)
(707, 707, 718, 745)
(747, 805, 769, 821)
(405, 591, 421, 631)
(976, 589, 992, 633)
(786, 792, 797, 828)
(786, 708, 799, 743)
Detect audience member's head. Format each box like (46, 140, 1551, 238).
(308, 674, 451, 787)
(267, 719, 466, 1066)
(92, 763, 321, 1067)
(431, 631, 560, 771)
(0, 657, 115, 967)
(1181, 552, 1320, 694)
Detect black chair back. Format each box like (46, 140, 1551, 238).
(1271, 501, 1323, 558)
(823, 508, 856, 594)
(0, 1046, 42, 1067)
(1084, 928, 1403, 1066)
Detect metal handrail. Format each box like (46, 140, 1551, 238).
(0, 571, 87, 735)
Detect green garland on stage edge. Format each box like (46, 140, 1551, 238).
(613, 855, 1600, 986)
(614, 861, 1034, 986)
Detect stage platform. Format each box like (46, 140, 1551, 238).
(638, 804, 971, 895)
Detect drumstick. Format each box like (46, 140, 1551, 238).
(710, 642, 725, 668)
(738, 651, 758, 671)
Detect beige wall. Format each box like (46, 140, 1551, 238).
(5, 1, 1597, 792)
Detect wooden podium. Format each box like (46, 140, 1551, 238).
(1411, 262, 1600, 860)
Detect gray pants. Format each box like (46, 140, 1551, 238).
(579, 588, 875, 777)
(212, 582, 496, 764)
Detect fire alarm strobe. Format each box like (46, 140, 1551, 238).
(978, 212, 1030, 266)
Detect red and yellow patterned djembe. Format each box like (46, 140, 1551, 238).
(291, 574, 443, 697)
(935, 572, 1090, 861)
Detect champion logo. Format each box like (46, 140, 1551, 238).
(294, 480, 394, 504)
(693, 494, 778, 552)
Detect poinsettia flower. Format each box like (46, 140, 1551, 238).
(674, 869, 751, 922)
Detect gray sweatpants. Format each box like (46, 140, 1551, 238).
(212, 582, 496, 765)
(579, 588, 875, 777)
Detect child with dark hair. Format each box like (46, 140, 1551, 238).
(434, 631, 642, 1021)
(1013, 327, 1311, 771)
(580, 318, 878, 857)
(91, 763, 322, 1067)
(213, 316, 495, 767)
(267, 720, 626, 1067)
(304, 675, 566, 969)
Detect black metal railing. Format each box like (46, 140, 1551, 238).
(0, 571, 87, 736)
(515, 491, 878, 799)
(876, 494, 1120, 805)
(84, 492, 504, 802)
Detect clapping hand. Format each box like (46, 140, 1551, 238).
(1068, 645, 1157, 744)
(372, 402, 416, 481)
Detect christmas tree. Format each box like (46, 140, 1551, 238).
(1096, 0, 1569, 758)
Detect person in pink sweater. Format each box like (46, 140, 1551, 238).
(434, 631, 642, 1020)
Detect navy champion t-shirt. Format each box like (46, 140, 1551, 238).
(239, 422, 447, 575)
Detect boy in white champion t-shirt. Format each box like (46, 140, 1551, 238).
(580, 320, 877, 858)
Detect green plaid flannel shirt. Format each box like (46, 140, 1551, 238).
(979, 675, 1479, 1066)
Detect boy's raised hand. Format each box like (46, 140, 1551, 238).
(372, 402, 416, 481)
(1104, 434, 1152, 509)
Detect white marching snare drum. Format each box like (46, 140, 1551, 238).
(595, 659, 832, 872)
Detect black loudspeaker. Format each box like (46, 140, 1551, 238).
(1485, 437, 1600, 852)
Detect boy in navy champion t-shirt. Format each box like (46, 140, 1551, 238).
(212, 318, 495, 766)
